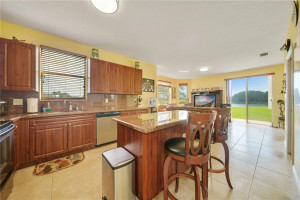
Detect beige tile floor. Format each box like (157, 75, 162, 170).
(5, 121, 300, 200)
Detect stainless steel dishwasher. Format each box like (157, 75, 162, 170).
(96, 111, 120, 146)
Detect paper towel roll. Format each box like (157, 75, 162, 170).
(27, 98, 38, 113)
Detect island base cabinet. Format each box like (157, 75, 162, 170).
(68, 120, 95, 151)
(117, 123, 188, 200)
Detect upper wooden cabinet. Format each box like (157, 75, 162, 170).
(0, 38, 36, 91)
(134, 68, 142, 95)
(90, 58, 108, 93)
(90, 58, 142, 94)
(107, 62, 122, 94)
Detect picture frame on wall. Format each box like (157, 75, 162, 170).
(142, 78, 155, 92)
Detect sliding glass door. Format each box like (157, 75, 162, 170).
(248, 76, 272, 123)
(229, 75, 272, 124)
(231, 78, 247, 121)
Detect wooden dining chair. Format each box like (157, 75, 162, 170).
(209, 107, 233, 189)
(163, 112, 217, 200)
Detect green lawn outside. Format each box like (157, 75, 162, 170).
(232, 107, 272, 122)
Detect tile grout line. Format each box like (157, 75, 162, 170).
(246, 125, 266, 199)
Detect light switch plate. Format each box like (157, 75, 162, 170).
(13, 99, 23, 106)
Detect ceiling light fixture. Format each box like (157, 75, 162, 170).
(91, 0, 119, 14)
(178, 70, 189, 73)
(200, 67, 209, 72)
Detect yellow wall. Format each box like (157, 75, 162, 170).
(191, 64, 284, 125)
(0, 21, 157, 107)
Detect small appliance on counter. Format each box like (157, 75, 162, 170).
(149, 97, 157, 113)
(27, 98, 38, 113)
(0, 101, 8, 116)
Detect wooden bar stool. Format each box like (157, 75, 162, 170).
(163, 112, 217, 200)
(209, 108, 233, 189)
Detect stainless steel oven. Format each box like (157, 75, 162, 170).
(0, 121, 15, 191)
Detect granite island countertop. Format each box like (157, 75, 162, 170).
(112, 110, 189, 133)
(0, 106, 149, 122)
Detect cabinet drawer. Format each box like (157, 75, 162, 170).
(29, 114, 95, 127)
(136, 109, 148, 114)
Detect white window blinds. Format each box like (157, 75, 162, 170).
(40, 46, 87, 100)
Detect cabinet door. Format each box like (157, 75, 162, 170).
(0, 38, 36, 91)
(121, 66, 131, 94)
(136, 109, 148, 114)
(30, 123, 68, 160)
(134, 69, 142, 94)
(68, 120, 95, 151)
(107, 62, 121, 94)
(90, 58, 108, 93)
(90, 58, 98, 93)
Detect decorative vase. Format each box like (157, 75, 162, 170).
(92, 48, 99, 58)
(135, 61, 140, 69)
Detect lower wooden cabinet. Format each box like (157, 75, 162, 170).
(68, 120, 95, 151)
(13, 121, 20, 168)
(29, 114, 96, 162)
(30, 123, 68, 160)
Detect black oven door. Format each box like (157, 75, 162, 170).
(0, 124, 15, 189)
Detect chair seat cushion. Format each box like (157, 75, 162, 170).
(164, 137, 202, 157)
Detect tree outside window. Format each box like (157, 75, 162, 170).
(179, 84, 188, 104)
(158, 81, 171, 105)
(158, 86, 170, 104)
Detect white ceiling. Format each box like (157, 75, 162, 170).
(1, 0, 292, 79)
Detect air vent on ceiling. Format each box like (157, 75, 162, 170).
(259, 52, 268, 57)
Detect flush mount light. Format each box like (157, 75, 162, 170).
(91, 0, 119, 14)
(178, 70, 189, 73)
(200, 67, 209, 72)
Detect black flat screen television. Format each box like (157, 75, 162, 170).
(194, 95, 216, 107)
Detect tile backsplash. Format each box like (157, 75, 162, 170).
(0, 90, 138, 114)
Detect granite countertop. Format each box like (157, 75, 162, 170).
(0, 106, 149, 122)
(112, 110, 189, 133)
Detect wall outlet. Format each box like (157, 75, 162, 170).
(105, 98, 108, 103)
(13, 99, 23, 106)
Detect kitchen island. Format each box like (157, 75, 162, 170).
(113, 110, 190, 200)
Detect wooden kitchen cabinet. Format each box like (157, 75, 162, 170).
(14, 119, 30, 169)
(120, 109, 148, 116)
(0, 38, 36, 91)
(68, 119, 95, 151)
(89, 58, 142, 94)
(107, 62, 122, 94)
(134, 68, 142, 95)
(29, 114, 96, 162)
(30, 123, 68, 160)
(13, 121, 20, 168)
(90, 58, 108, 93)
